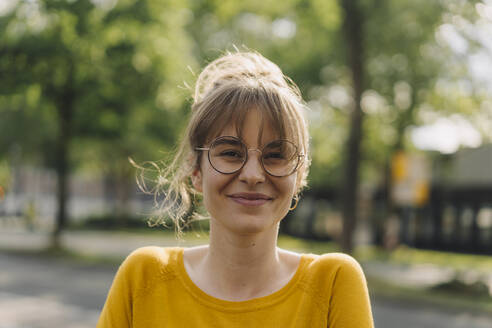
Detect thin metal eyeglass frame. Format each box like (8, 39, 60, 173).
(195, 136, 304, 177)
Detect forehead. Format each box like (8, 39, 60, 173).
(193, 84, 299, 149)
(215, 108, 279, 146)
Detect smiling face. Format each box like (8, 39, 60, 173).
(192, 108, 298, 235)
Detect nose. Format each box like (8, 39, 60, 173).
(238, 149, 265, 185)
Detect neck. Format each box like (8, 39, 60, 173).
(202, 220, 282, 300)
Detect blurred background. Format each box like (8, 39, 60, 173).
(1, 0, 492, 327)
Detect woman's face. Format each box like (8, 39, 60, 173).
(192, 108, 298, 235)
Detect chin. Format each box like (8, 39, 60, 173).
(217, 213, 279, 235)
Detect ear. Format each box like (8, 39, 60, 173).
(191, 168, 203, 192)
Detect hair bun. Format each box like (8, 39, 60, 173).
(193, 51, 297, 104)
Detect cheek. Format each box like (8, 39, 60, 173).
(200, 178, 217, 217)
(284, 174, 298, 197)
(200, 170, 232, 209)
(273, 175, 297, 206)
(274, 178, 296, 222)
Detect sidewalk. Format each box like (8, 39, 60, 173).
(1, 227, 492, 307)
(0, 227, 207, 258)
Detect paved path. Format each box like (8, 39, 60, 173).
(3, 229, 491, 289)
(2, 228, 492, 327)
(2, 251, 492, 327)
(0, 253, 109, 328)
(0, 229, 207, 257)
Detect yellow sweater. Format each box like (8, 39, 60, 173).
(97, 247, 374, 328)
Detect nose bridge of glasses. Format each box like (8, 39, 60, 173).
(242, 148, 265, 172)
(247, 147, 262, 156)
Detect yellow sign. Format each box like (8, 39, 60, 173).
(392, 151, 407, 182)
(391, 152, 430, 207)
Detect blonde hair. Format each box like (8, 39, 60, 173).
(136, 51, 311, 235)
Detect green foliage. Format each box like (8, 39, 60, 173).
(0, 160, 11, 190)
(0, 0, 197, 191)
(1, 0, 489, 204)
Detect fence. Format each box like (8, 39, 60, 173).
(373, 186, 492, 255)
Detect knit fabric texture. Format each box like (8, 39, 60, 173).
(97, 247, 374, 328)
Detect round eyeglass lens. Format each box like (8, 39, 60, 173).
(207, 137, 300, 176)
(208, 137, 247, 174)
(262, 140, 299, 176)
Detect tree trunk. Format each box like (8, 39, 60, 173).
(51, 63, 74, 249)
(340, 0, 365, 254)
(115, 156, 134, 218)
(382, 97, 417, 248)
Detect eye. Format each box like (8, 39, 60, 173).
(219, 149, 244, 158)
(263, 140, 297, 163)
(264, 151, 285, 160)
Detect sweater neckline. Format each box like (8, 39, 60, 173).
(174, 247, 309, 312)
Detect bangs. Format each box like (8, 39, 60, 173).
(192, 82, 298, 148)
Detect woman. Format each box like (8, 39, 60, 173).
(97, 51, 374, 327)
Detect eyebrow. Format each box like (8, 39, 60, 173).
(213, 137, 242, 146)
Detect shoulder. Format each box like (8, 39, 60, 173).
(302, 252, 366, 284)
(306, 252, 362, 270)
(299, 253, 370, 304)
(119, 246, 182, 281)
(316, 253, 363, 270)
(125, 246, 181, 264)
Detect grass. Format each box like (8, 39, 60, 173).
(278, 234, 339, 254)
(367, 274, 492, 315)
(354, 244, 492, 276)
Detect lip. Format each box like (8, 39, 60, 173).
(228, 192, 273, 206)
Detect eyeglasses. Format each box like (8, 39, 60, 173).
(195, 136, 304, 177)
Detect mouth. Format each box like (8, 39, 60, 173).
(228, 192, 273, 206)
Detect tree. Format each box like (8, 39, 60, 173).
(359, 0, 489, 248)
(0, 0, 195, 247)
(338, 0, 365, 254)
